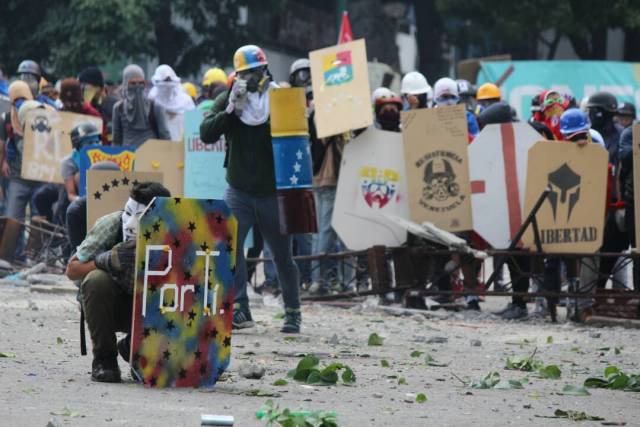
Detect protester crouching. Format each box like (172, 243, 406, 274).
(66, 181, 170, 382)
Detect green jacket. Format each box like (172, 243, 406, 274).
(199, 91, 276, 196)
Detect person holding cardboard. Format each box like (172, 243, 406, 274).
(199, 45, 302, 334)
(65, 181, 170, 382)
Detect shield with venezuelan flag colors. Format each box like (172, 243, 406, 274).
(130, 197, 237, 388)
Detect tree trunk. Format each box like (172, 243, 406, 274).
(412, 0, 445, 82)
(154, 3, 180, 67)
(623, 27, 640, 61)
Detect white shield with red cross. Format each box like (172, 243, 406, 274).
(468, 122, 543, 248)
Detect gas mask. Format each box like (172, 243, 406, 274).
(239, 67, 267, 93)
(377, 108, 400, 131)
(121, 198, 148, 242)
(588, 108, 607, 129)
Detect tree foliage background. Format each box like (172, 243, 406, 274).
(1, 0, 640, 82)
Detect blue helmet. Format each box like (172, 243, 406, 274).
(560, 108, 589, 137)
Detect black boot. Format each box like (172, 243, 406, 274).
(117, 334, 131, 362)
(91, 357, 121, 383)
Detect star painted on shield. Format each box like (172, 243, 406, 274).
(208, 328, 218, 338)
(121, 177, 130, 186)
(143, 328, 151, 338)
(183, 271, 192, 281)
(111, 179, 119, 187)
(188, 222, 196, 232)
(144, 231, 152, 241)
(93, 191, 101, 200)
(132, 179, 139, 186)
(296, 149, 303, 160)
(149, 377, 157, 387)
(174, 197, 181, 204)
(179, 368, 187, 379)
(166, 320, 175, 331)
(194, 349, 202, 359)
(200, 242, 209, 252)
(188, 309, 196, 320)
(152, 222, 161, 232)
(200, 362, 207, 376)
(163, 349, 171, 360)
(215, 215, 223, 224)
(173, 237, 180, 248)
(223, 336, 231, 347)
(290, 175, 299, 185)
(193, 284, 201, 294)
(293, 162, 301, 173)
(226, 244, 233, 253)
(223, 301, 231, 311)
(102, 183, 110, 192)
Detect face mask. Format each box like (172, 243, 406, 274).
(589, 109, 606, 129)
(240, 68, 265, 93)
(378, 109, 400, 131)
(121, 198, 147, 241)
(436, 95, 459, 106)
(82, 84, 100, 104)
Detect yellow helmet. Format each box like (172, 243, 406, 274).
(202, 68, 227, 87)
(476, 83, 501, 101)
(182, 82, 197, 99)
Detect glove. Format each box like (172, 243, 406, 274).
(226, 78, 247, 114)
(94, 240, 137, 294)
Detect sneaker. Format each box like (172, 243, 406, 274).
(117, 334, 131, 362)
(492, 303, 513, 316)
(501, 305, 528, 320)
(280, 308, 301, 334)
(308, 281, 329, 296)
(91, 357, 121, 383)
(232, 304, 255, 329)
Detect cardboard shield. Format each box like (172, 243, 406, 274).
(469, 122, 542, 248)
(86, 170, 163, 232)
(401, 105, 472, 232)
(183, 109, 227, 199)
(131, 197, 237, 388)
(22, 109, 102, 183)
(333, 127, 409, 250)
(78, 145, 136, 196)
(633, 124, 640, 250)
(309, 39, 373, 138)
(270, 88, 309, 137)
(522, 141, 608, 253)
(134, 139, 184, 197)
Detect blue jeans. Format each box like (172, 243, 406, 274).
(312, 186, 354, 286)
(264, 233, 312, 285)
(224, 187, 300, 309)
(6, 178, 41, 221)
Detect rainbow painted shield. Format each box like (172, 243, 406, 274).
(130, 197, 237, 388)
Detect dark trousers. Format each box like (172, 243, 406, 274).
(66, 197, 87, 250)
(509, 254, 531, 308)
(597, 212, 629, 288)
(82, 269, 132, 360)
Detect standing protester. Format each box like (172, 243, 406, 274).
(400, 71, 431, 110)
(457, 79, 477, 115)
(0, 82, 45, 227)
(66, 182, 170, 382)
(475, 83, 501, 114)
(16, 60, 58, 109)
(112, 64, 171, 148)
(618, 127, 638, 294)
(148, 64, 195, 141)
(59, 78, 102, 118)
(433, 77, 479, 140)
(200, 45, 302, 333)
(372, 88, 402, 131)
(78, 66, 119, 143)
(616, 102, 636, 129)
(198, 67, 228, 110)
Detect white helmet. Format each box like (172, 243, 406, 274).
(289, 58, 310, 76)
(433, 77, 460, 105)
(401, 71, 430, 95)
(371, 87, 393, 106)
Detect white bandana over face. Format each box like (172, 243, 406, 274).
(121, 198, 147, 242)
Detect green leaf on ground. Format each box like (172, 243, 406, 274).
(0, 352, 16, 358)
(380, 359, 390, 368)
(56, 337, 64, 345)
(398, 377, 407, 385)
(584, 365, 640, 392)
(470, 371, 501, 389)
(424, 354, 448, 367)
(546, 336, 554, 344)
(494, 379, 524, 389)
(538, 365, 562, 379)
(416, 393, 427, 403)
(341, 367, 356, 384)
(288, 356, 355, 386)
(256, 400, 338, 426)
(505, 349, 543, 372)
(50, 406, 80, 417)
(558, 385, 590, 396)
(410, 350, 424, 358)
(273, 312, 285, 319)
(245, 389, 282, 397)
(273, 379, 288, 386)
(368, 333, 384, 346)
